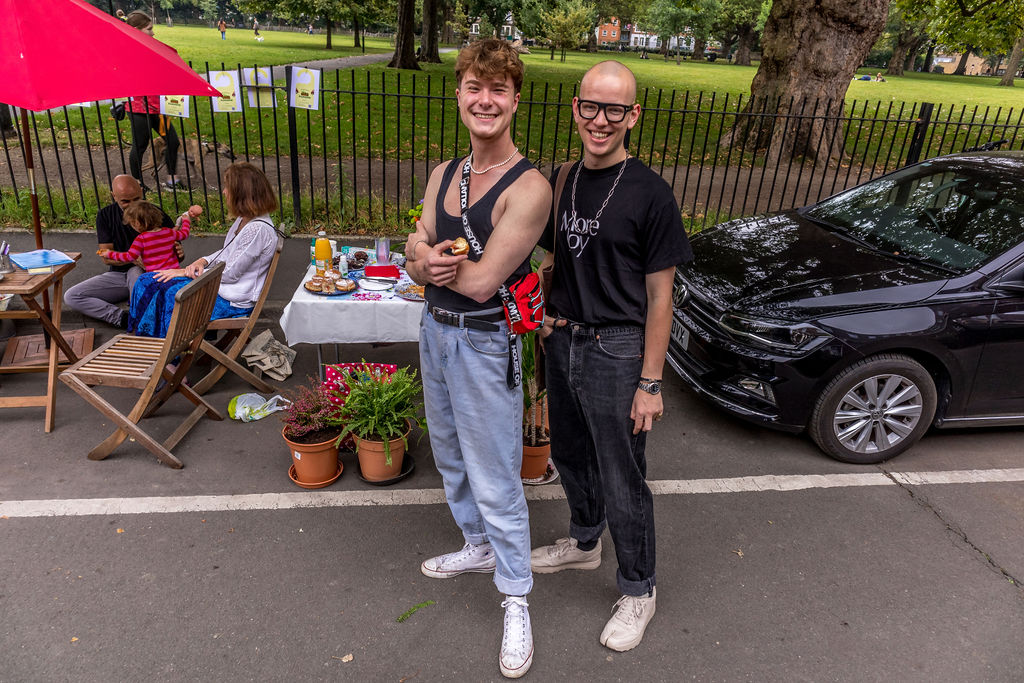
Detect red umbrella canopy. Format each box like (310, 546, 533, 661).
(0, 0, 222, 111)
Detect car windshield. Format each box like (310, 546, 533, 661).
(804, 158, 1024, 273)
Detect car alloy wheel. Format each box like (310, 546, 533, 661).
(833, 373, 922, 455)
(810, 354, 937, 464)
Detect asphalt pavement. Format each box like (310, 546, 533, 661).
(2, 231, 1024, 682)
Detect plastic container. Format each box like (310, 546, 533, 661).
(314, 231, 332, 276)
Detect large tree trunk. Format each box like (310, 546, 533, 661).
(353, 15, 361, 48)
(588, 30, 597, 52)
(420, 0, 442, 62)
(441, 2, 454, 43)
(953, 48, 972, 75)
(999, 33, 1024, 86)
(388, 0, 421, 69)
(0, 103, 13, 136)
(734, 26, 755, 66)
(692, 36, 706, 60)
(923, 41, 935, 71)
(738, 0, 889, 164)
(888, 43, 909, 76)
(325, 17, 333, 49)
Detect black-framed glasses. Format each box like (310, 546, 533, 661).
(576, 99, 634, 123)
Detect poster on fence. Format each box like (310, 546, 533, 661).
(208, 70, 242, 113)
(242, 67, 277, 109)
(160, 95, 190, 118)
(289, 67, 320, 110)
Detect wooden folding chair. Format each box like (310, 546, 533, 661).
(191, 236, 284, 396)
(59, 262, 225, 469)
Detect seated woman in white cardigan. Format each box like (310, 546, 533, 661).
(128, 162, 278, 338)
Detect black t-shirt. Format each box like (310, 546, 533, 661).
(539, 158, 692, 326)
(96, 202, 174, 272)
(425, 157, 535, 313)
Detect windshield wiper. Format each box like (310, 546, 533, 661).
(884, 250, 959, 275)
(802, 211, 959, 275)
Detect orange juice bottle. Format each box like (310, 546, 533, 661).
(314, 231, 331, 276)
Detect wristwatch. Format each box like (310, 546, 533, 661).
(638, 377, 662, 395)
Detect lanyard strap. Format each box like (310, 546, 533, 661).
(458, 156, 522, 389)
(459, 157, 525, 327)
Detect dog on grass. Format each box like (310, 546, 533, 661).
(140, 137, 236, 182)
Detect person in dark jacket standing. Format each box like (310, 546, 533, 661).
(531, 60, 693, 653)
(124, 11, 182, 191)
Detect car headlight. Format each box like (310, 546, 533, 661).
(719, 314, 829, 350)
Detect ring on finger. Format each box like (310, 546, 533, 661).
(654, 413, 663, 421)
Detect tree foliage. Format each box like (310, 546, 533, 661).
(542, 0, 596, 60)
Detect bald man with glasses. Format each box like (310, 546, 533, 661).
(532, 61, 692, 653)
(64, 175, 177, 328)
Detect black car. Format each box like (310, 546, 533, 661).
(668, 151, 1024, 463)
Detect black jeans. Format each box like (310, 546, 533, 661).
(128, 112, 178, 185)
(545, 323, 656, 596)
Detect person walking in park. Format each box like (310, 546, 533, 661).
(218, 18, 227, 40)
(532, 60, 692, 652)
(64, 175, 176, 329)
(124, 11, 183, 191)
(404, 39, 551, 679)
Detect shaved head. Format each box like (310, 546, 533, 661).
(580, 61, 637, 103)
(111, 174, 141, 198)
(111, 174, 143, 214)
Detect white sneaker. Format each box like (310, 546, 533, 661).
(599, 587, 656, 652)
(420, 542, 496, 578)
(530, 537, 602, 573)
(499, 596, 533, 678)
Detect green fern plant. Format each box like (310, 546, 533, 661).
(341, 365, 426, 465)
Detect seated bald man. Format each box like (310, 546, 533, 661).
(64, 175, 177, 329)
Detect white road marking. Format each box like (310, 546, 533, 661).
(2, 468, 1024, 519)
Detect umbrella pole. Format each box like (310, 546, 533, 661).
(20, 108, 43, 250)
(20, 107, 51, 319)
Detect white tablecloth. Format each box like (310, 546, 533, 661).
(280, 264, 424, 345)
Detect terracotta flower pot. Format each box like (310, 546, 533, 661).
(521, 438, 550, 480)
(282, 427, 341, 485)
(354, 422, 410, 482)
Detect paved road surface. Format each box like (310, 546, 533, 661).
(2, 232, 1023, 681)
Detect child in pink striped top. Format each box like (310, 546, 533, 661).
(99, 201, 201, 272)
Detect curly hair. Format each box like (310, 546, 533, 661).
(122, 201, 165, 232)
(455, 39, 524, 93)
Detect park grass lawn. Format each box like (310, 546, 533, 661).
(153, 24, 390, 68)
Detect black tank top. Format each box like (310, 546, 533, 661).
(425, 156, 535, 313)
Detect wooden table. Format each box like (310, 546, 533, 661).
(0, 252, 93, 432)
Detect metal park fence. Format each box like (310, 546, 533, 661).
(2, 64, 1023, 234)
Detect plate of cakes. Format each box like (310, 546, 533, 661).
(305, 270, 357, 296)
(395, 282, 426, 302)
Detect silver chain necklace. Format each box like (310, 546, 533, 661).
(570, 155, 630, 222)
(468, 149, 518, 175)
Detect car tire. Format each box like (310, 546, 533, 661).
(809, 354, 937, 464)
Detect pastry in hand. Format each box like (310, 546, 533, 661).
(450, 237, 470, 256)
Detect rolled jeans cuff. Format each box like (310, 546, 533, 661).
(570, 519, 607, 547)
(617, 569, 656, 597)
(494, 569, 533, 597)
(463, 531, 488, 546)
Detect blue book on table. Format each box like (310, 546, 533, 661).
(10, 250, 74, 271)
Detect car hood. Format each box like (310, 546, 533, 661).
(684, 212, 947, 321)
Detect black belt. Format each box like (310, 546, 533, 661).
(428, 305, 504, 331)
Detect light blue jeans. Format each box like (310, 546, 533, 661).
(419, 308, 532, 596)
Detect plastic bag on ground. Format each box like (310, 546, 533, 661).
(228, 393, 289, 422)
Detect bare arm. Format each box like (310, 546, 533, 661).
(446, 169, 552, 303)
(405, 161, 468, 286)
(630, 267, 675, 434)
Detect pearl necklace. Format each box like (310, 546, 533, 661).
(468, 149, 518, 175)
